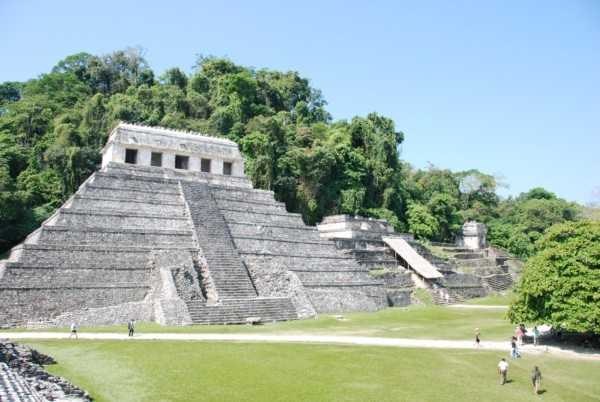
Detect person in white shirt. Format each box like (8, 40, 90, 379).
(69, 322, 78, 340)
(497, 358, 509, 385)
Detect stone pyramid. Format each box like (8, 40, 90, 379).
(0, 123, 387, 327)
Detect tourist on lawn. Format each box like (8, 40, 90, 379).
(510, 336, 521, 359)
(497, 358, 509, 385)
(533, 326, 540, 346)
(531, 366, 542, 395)
(515, 325, 524, 346)
(128, 319, 135, 337)
(69, 322, 78, 340)
(475, 328, 481, 348)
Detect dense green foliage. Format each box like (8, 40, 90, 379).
(508, 221, 600, 334)
(486, 188, 580, 258)
(0, 49, 584, 255)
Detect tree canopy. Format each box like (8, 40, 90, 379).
(508, 221, 600, 334)
(0, 49, 586, 256)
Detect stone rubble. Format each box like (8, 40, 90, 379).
(0, 339, 91, 401)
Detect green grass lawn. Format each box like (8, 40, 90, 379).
(26, 340, 600, 402)
(464, 292, 514, 306)
(9, 305, 514, 341)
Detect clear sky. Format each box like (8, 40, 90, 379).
(1, 0, 599, 204)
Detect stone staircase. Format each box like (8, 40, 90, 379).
(480, 273, 513, 292)
(430, 289, 466, 305)
(182, 182, 257, 299)
(186, 297, 298, 324)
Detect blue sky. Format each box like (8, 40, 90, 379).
(1, 0, 599, 204)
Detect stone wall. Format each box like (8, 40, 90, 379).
(305, 285, 388, 313)
(0, 287, 150, 326)
(386, 289, 412, 307)
(244, 261, 316, 319)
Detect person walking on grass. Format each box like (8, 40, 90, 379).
(531, 366, 542, 395)
(515, 325, 524, 346)
(533, 326, 540, 346)
(128, 319, 135, 337)
(475, 328, 481, 348)
(69, 322, 78, 340)
(511, 336, 521, 359)
(498, 358, 509, 385)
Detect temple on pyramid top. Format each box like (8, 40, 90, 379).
(100, 122, 250, 188)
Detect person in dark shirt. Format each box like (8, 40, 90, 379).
(531, 366, 542, 395)
(128, 319, 135, 337)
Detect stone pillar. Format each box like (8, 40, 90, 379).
(461, 221, 487, 250)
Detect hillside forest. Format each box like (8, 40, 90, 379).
(0, 49, 588, 258)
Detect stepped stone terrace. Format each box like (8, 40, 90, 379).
(0, 123, 388, 328)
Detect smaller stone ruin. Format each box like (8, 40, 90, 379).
(0, 340, 91, 401)
(317, 215, 417, 307)
(458, 221, 487, 250)
(317, 215, 518, 305)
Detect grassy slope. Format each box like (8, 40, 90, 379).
(9, 306, 514, 341)
(464, 292, 514, 306)
(27, 340, 600, 402)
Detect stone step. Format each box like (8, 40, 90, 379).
(69, 195, 187, 217)
(209, 183, 274, 197)
(0, 282, 150, 289)
(213, 198, 287, 214)
(83, 184, 182, 203)
(221, 209, 305, 226)
(14, 244, 193, 268)
(430, 290, 465, 305)
(210, 190, 276, 204)
(227, 221, 322, 242)
(292, 270, 377, 284)
(442, 247, 472, 253)
(56, 209, 191, 231)
(92, 173, 180, 192)
(302, 283, 384, 289)
(240, 253, 361, 270)
(452, 258, 499, 268)
(232, 237, 340, 257)
(38, 226, 195, 246)
(357, 260, 400, 270)
(0, 265, 150, 287)
(186, 297, 297, 324)
(453, 252, 486, 260)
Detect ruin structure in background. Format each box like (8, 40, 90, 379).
(0, 123, 387, 327)
(317, 215, 517, 305)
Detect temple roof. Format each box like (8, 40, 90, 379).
(101, 122, 242, 158)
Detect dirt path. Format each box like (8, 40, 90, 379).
(2, 332, 598, 361)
